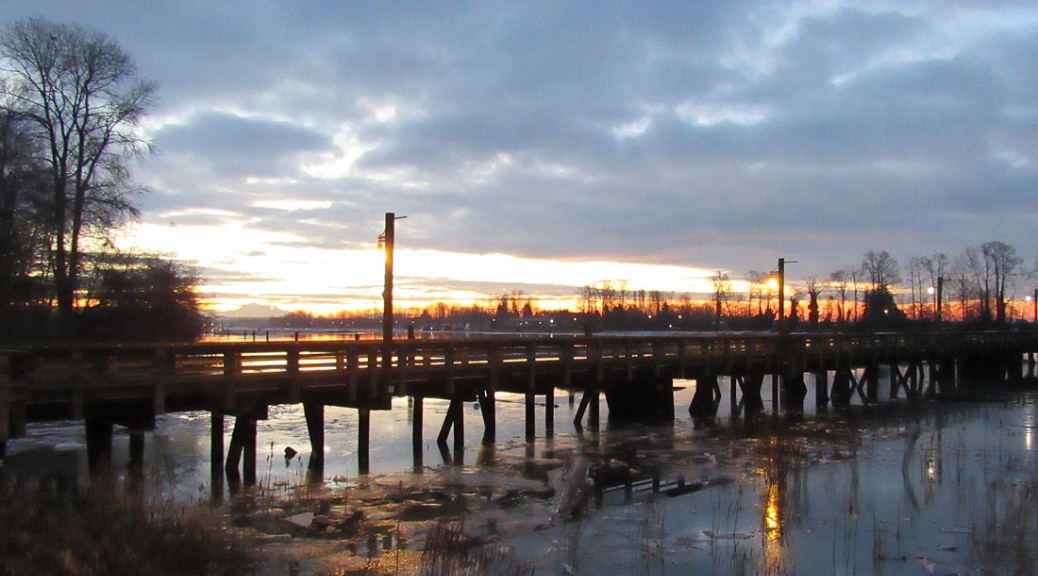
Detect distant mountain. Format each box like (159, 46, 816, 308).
(220, 303, 286, 318)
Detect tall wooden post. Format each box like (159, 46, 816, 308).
(304, 402, 325, 472)
(85, 417, 113, 476)
(383, 212, 395, 349)
(242, 418, 257, 486)
(382, 213, 406, 399)
(0, 353, 9, 459)
(210, 412, 224, 499)
(545, 387, 555, 438)
(412, 396, 424, 472)
(525, 392, 536, 441)
(358, 407, 371, 475)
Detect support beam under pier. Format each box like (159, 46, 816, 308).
(211, 412, 224, 499)
(478, 390, 495, 444)
(412, 396, 424, 472)
(225, 415, 258, 487)
(525, 392, 535, 441)
(545, 387, 554, 438)
(303, 402, 325, 472)
(85, 416, 114, 476)
(436, 398, 464, 465)
(689, 374, 720, 418)
(358, 408, 371, 475)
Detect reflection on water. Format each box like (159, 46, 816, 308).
(3, 379, 1038, 574)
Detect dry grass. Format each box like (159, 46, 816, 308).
(0, 477, 252, 576)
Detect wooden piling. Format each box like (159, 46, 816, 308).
(358, 407, 371, 475)
(85, 416, 114, 476)
(729, 376, 738, 417)
(303, 402, 325, 470)
(412, 396, 424, 471)
(128, 429, 146, 488)
(525, 392, 535, 441)
(689, 373, 719, 418)
(865, 362, 879, 403)
(211, 412, 224, 498)
(814, 370, 829, 409)
(453, 399, 464, 458)
(242, 418, 258, 486)
(545, 386, 555, 438)
(589, 388, 600, 429)
(0, 353, 9, 454)
(478, 389, 496, 444)
(225, 414, 257, 486)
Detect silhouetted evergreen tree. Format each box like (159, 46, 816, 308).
(859, 289, 908, 328)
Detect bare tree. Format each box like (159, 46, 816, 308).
(906, 257, 926, 319)
(0, 109, 48, 306)
(0, 18, 155, 323)
(712, 270, 732, 318)
(849, 268, 862, 321)
(981, 241, 1022, 323)
(804, 276, 823, 325)
(747, 271, 766, 316)
(829, 269, 849, 322)
(923, 253, 949, 319)
(577, 284, 596, 314)
(788, 288, 803, 321)
(952, 252, 980, 321)
(649, 289, 665, 315)
(861, 250, 901, 294)
(616, 280, 629, 310)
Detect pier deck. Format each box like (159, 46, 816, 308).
(2, 330, 1035, 484)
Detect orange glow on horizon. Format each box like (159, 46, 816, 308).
(122, 221, 727, 316)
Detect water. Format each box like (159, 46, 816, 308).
(3, 378, 1037, 575)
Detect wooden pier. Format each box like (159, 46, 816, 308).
(1, 330, 1035, 485)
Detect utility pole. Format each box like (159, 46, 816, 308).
(775, 257, 797, 327)
(937, 276, 944, 324)
(381, 213, 406, 354)
(1025, 286, 1033, 323)
(382, 213, 396, 345)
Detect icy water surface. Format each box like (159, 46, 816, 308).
(3, 381, 1037, 575)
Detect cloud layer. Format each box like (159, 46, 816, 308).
(4, 1, 1037, 310)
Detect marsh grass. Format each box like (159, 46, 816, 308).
(416, 520, 531, 576)
(0, 476, 251, 576)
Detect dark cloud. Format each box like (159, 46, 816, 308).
(153, 111, 333, 177)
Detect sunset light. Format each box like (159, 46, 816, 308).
(121, 220, 723, 315)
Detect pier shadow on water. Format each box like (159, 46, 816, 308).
(2, 376, 1037, 575)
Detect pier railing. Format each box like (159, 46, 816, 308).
(4, 330, 1032, 392)
(4, 329, 1037, 477)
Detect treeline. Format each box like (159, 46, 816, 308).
(576, 242, 1033, 331)
(260, 239, 1036, 337)
(0, 19, 204, 344)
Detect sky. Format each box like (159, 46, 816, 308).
(3, 2, 1037, 315)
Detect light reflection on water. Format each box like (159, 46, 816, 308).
(3, 380, 1038, 574)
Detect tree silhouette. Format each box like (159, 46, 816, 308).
(0, 18, 155, 329)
